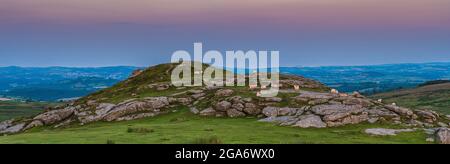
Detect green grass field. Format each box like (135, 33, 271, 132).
(0, 107, 429, 144)
(0, 101, 49, 121)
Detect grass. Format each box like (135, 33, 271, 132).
(0, 101, 52, 121)
(0, 107, 429, 144)
(371, 83, 450, 114)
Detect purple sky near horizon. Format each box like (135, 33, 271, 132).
(1, 0, 450, 67)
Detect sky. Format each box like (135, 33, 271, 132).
(1, 0, 450, 67)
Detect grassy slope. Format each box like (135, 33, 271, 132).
(0, 101, 49, 121)
(0, 107, 428, 144)
(371, 83, 450, 114)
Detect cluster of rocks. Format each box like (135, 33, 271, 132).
(192, 89, 449, 130)
(1, 97, 173, 134)
(199, 89, 261, 118)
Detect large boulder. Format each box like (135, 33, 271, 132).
(23, 120, 44, 130)
(262, 107, 279, 117)
(435, 128, 450, 144)
(311, 104, 364, 116)
(326, 113, 369, 127)
(226, 108, 246, 118)
(103, 97, 169, 121)
(33, 107, 75, 125)
(415, 110, 439, 123)
(366, 107, 399, 118)
(293, 115, 327, 128)
(199, 108, 217, 117)
(215, 101, 232, 112)
(243, 103, 261, 115)
(278, 107, 298, 116)
(232, 103, 245, 111)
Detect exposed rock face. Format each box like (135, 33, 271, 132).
(384, 105, 414, 117)
(435, 128, 450, 144)
(311, 104, 364, 116)
(293, 115, 326, 128)
(0, 123, 26, 134)
(415, 110, 439, 123)
(103, 97, 169, 121)
(259, 116, 299, 126)
(0, 120, 13, 132)
(365, 128, 415, 136)
(34, 107, 74, 125)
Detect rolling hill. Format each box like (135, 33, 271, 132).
(371, 81, 450, 114)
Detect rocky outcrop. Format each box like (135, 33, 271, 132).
(0, 96, 171, 134)
(103, 97, 169, 121)
(0, 123, 26, 134)
(34, 107, 74, 125)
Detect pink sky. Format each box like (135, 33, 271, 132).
(2, 0, 450, 28)
(1, 0, 449, 66)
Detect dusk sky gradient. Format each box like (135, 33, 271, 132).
(1, 0, 450, 67)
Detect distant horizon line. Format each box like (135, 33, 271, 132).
(1, 61, 449, 69)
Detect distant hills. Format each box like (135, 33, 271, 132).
(281, 62, 450, 95)
(0, 66, 138, 101)
(0, 62, 449, 101)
